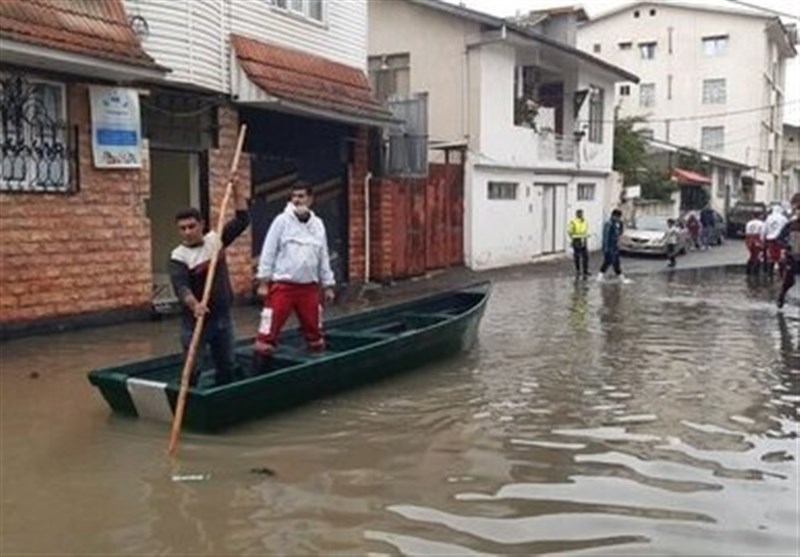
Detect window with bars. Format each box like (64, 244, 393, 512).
(577, 183, 595, 201)
(488, 181, 518, 200)
(619, 84, 631, 96)
(702, 78, 726, 104)
(588, 85, 604, 144)
(0, 74, 74, 193)
(269, 0, 323, 22)
(368, 54, 410, 104)
(640, 83, 655, 107)
(701, 126, 725, 152)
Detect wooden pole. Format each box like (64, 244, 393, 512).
(168, 124, 247, 457)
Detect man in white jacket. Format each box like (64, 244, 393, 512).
(254, 182, 335, 358)
(764, 205, 789, 275)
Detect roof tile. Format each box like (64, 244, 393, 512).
(0, 0, 161, 70)
(231, 34, 392, 124)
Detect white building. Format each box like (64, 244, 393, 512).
(578, 1, 797, 205)
(368, 0, 637, 270)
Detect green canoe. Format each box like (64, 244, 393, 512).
(87, 282, 491, 432)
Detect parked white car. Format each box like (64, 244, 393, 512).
(619, 216, 689, 256)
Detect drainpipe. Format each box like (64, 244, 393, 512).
(364, 171, 373, 283)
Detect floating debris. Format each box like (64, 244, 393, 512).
(172, 474, 211, 482)
(249, 467, 276, 477)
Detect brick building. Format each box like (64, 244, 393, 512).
(0, 0, 394, 338)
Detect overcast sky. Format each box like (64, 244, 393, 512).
(443, 0, 800, 124)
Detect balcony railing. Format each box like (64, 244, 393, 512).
(538, 133, 576, 163)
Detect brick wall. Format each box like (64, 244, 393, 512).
(347, 126, 368, 282)
(208, 105, 252, 297)
(0, 82, 152, 325)
(369, 177, 394, 280)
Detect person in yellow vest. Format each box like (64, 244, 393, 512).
(567, 209, 590, 279)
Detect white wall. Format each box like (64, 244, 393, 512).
(579, 3, 790, 199)
(466, 164, 608, 270)
(124, 0, 367, 93)
(368, 0, 479, 145)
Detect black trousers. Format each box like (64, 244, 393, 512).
(667, 243, 677, 267)
(600, 251, 621, 275)
(572, 240, 589, 276)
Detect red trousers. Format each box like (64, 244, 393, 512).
(255, 282, 324, 354)
(745, 235, 763, 266)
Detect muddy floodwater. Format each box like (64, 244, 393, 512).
(1, 268, 798, 555)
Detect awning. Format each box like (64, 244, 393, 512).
(0, 0, 167, 81)
(672, 168, 712, 186)
(231, 34, 397, 128)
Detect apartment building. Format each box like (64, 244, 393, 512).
(578, 1, 797, 205)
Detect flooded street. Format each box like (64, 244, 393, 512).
(1, 268, 798, 555)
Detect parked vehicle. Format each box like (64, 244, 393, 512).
(88, 283, 491, 432)
(727, 201, 767, 238)
(619, 215, 690, 256)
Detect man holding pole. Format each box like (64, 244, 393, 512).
(169, 174, 250, 387)
(253, 182, 335, 362)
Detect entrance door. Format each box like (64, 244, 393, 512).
(149, 150, 201, 304)
(539, 183, 568, 254)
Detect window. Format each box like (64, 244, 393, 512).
(702, 78, 726, 104)
(619, 42, 632, 50)
(368, 54, 410, 103)
(703, 35, 728, 56)
(639, 128, 654, 140)
(701, 126, 725, 152)
(634, 10, 640, 18)
(619, 84, 631, 96)
(716, 167, 728, 198)
(640, 83, 655, 107)
(593, 43, 601, 53)
(488, 181, 518, 200)
(577, 183, 595, 201)
(0, 75, 72, 193)
(270, 0, 323, 22)
(667, 74, 673, 100)
(639, 42, 656, 59)
(650, 9, 657, 16)
(386, 93, 428, 176)
(588, 85, 604, 144)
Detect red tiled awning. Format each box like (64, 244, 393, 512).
(0, 0, 163, 71)
(231, 34, 396, 127)
(672, 168, 712, 186)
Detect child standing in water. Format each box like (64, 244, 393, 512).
(665, 218, 680, 268)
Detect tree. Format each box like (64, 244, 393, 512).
(613, 116, 676, 201)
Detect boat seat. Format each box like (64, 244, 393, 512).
(399, 311, 454, 321)
(326, 329, 393, 340)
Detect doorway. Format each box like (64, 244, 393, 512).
(149, 150, 201, 305)
(539, 183, 568, 254)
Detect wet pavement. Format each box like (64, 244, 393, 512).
(1, 243, 799, 555)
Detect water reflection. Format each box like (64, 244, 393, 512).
(0, 268, 798, 555)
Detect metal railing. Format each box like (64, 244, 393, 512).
(538, 133, 576, 163)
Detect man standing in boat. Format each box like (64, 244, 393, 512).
(169, 174, 250, 387)
(254, 181, 335, 361)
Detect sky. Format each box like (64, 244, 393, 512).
(442, 0, 800, 124)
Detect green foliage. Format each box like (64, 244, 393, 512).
(613, 116, 648, 186)
(640, 170, 678, 201)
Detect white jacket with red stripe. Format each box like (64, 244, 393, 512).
(256, 203, 335, 287)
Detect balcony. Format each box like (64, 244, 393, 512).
(538, 133, 576, 163)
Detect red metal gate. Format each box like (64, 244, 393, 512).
(383, 161, 463, 279)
